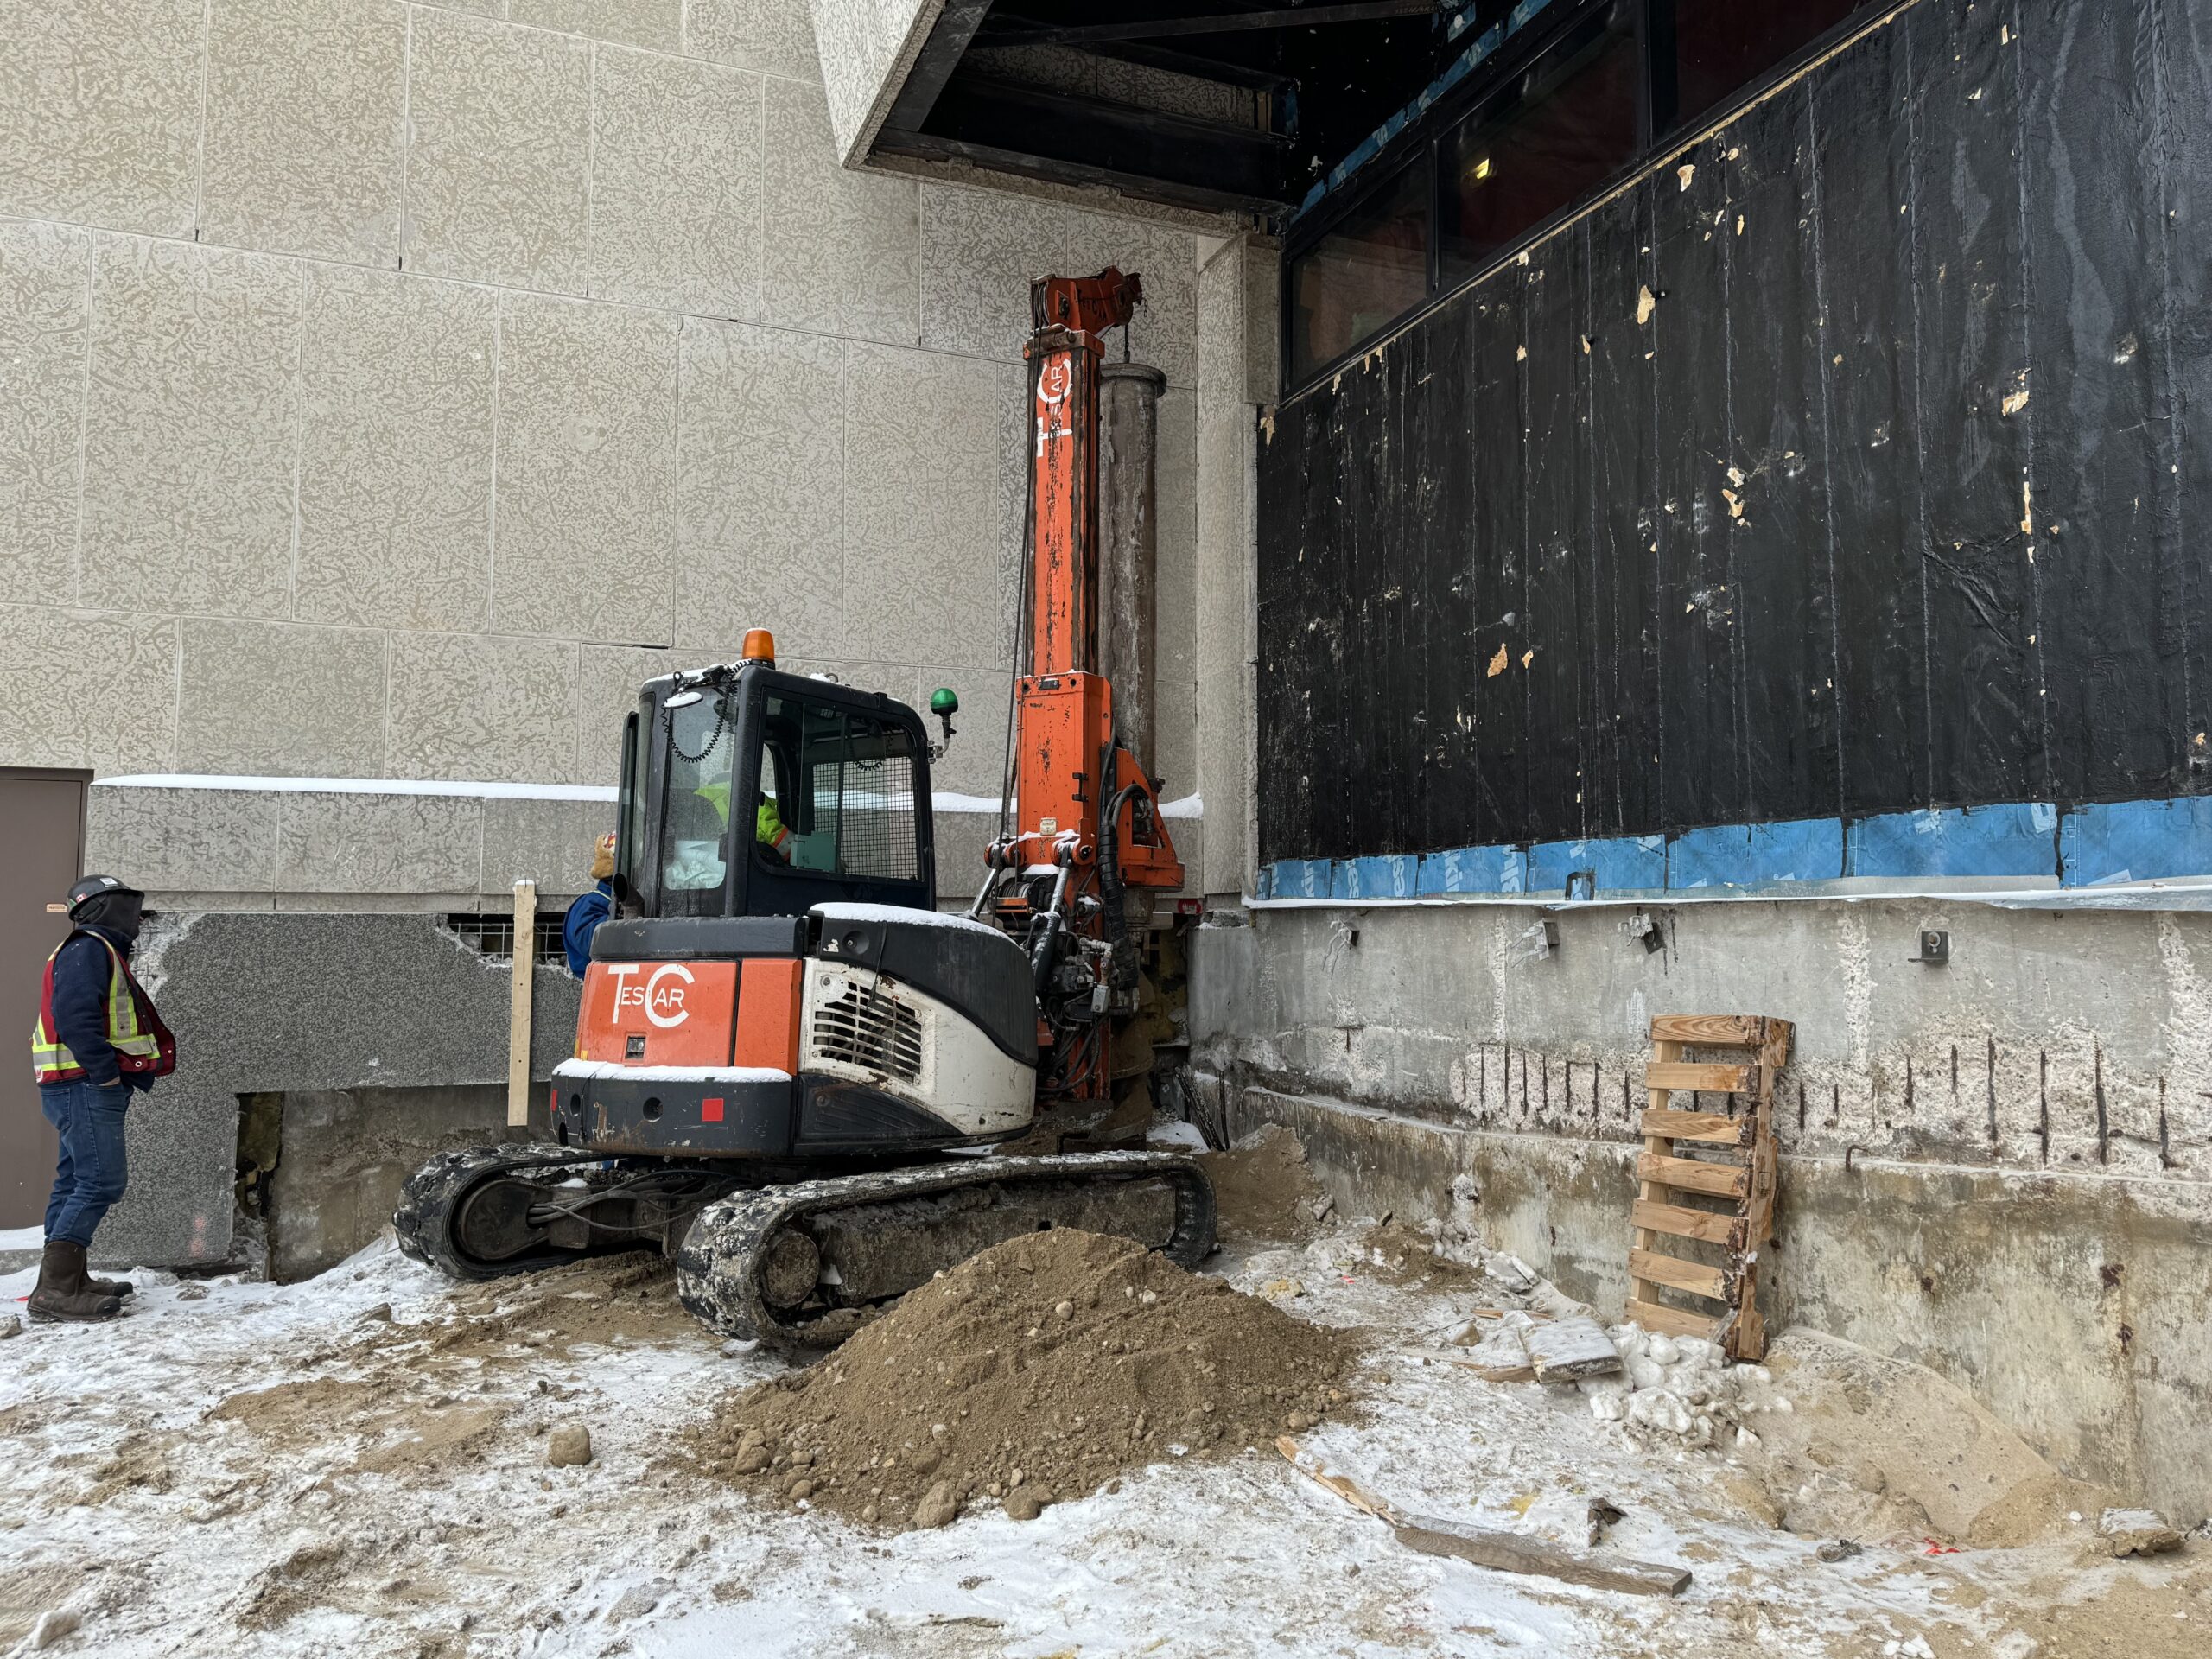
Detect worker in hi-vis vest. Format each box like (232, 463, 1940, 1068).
(27, 875, 176, 1323)
(690, 778, 795, 862)
(756, 792, 793, 861)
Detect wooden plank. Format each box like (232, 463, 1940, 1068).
(1452, 1359, 1537, 1383)
(1278, 1440, 1691, 1599)
(1649, 1014, 1767, 1046)
(1276, 1437, 1395, 1519)
(1636, 1151, 1749, 1198)
(1625, 1296, 1725, 1342)
(1392, 1519, 1693, 1599)
(1640, 1109, 1750, 1144)
(1630, 1037, 1684, 1307)
(1631, 1198, 1745, 1247)
(1758, 1018, 1795, 1071)
(506, 879, 537, 1128)
(1629, 1248, 1728, 1300)
(1645, 1060, 1756, 1093)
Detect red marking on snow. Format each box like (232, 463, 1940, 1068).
(1923, 1539, 1960, 1555)
(702, 1096, 725, 1123)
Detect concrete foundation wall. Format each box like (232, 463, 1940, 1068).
(1189, 901, 2212, 1518)
(264, 1084, 517, 1282)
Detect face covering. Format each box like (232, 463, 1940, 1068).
(76, 891, 143, 942)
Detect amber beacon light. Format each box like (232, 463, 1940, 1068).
(740, 628, 777, 667)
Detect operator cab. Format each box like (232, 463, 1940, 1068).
(613, 657, 937, 924)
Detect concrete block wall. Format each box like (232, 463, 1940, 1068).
(0, 0, 1222, 906)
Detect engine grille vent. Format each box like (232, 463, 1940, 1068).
(812, 982, 924, 1082)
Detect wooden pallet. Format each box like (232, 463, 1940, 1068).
(1626, 1014, 1791, 1361)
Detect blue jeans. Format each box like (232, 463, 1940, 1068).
(41, 1080, 131, 1248)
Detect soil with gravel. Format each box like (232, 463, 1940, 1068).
(1201, 1124, 1328, 1241)
(696, 1230, 1360, 1531)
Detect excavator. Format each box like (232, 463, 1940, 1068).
(394, 270, 1216, 1348)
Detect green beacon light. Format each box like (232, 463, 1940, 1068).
(927, 687, 959, 756)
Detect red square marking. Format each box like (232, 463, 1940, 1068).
(702, 1096, 725, 1123)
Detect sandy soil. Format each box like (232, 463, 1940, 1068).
(0, 1198, 2201, 1656)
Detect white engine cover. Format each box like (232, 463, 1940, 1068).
(799, 960, 1035, 1137)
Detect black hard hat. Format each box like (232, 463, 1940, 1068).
(67, 874, 143, 918)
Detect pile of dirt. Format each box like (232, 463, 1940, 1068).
(1356, 1219, 1480, 1285)
(1202, 1124, 1329, 1241)
(697, 1229, 1359, 1530)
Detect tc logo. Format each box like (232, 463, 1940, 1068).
(607, 963, 694, 1028)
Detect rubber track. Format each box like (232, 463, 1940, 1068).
(676, 1152, 1217, 1351)
(392, 1142, 633, 1281)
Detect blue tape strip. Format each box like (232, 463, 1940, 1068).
(1264, 795, 2212, 901)
(1846, 803, 2058, 880)
(1334, 855, 1419, 899)
(2063, 797, 2212, 886)
(1525, 835, 1668, 895)
(1666, 818, 1845, 889)
(1416, 844, 1527, 895)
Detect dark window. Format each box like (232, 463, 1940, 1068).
(759, 696, 921, 884)
(1439, 12, 1640, 287)
(1672, 0, 1865, 129)
(660, 689, 741, 917)
(1287, 155, 1432, 385)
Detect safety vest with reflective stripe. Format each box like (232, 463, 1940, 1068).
(29, 931, 176, 1085)
(756, 797, 792, 854)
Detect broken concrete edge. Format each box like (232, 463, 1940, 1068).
(1205, 1073, 2212, 1522)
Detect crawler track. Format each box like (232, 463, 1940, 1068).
(676, 1152, 1217, 1351)
(393, 1143, 743, 1281)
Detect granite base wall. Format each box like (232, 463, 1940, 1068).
(89, 911, 581, 1269)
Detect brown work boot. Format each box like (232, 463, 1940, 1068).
(84, 1266, 135, 1298)
(26, 1241, 123, 1323)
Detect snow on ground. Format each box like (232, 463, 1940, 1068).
(0, 1226, 2192, 1657)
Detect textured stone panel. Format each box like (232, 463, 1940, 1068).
(1193, 238, 1253, 896)
(1194, 659, 1248, 895)
(806, 0, 929, 164)
(82, 238, 304, 620)
(0, 605, 178, 773)
(876, 660, 1010, 802)
(578, 643, 676, 785)
(761, 74, 918, 346)
(510, 0, 682, 52)
(842, 343, 1007, 662)
(0, 0, 202, 235)
(482, 794, 614, 895)
(1154, 385, 1198, 807)
(587, 46, 760, 317)
(404, 10, 591, 292)
(385, 632, 582, 783)
(295, 265, 497, 631)
(491, 293, 677, 643)
(676, 319, 842, 655)
(0, 219, 89, 599)
(274, 790, 485, 893)
(85, 786, 282, 893)
(200, 0, 409, 266)
(176, 619, 388, 777)
(1243, 238, 1282, 405)
(686, 0, 817, 79)
(920, 186, 1198, 386)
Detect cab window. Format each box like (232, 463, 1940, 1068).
(660, 689, 739, 916)
(757, 696, 920, 883)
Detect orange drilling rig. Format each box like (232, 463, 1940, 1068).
(394, 271, 1212, 1348)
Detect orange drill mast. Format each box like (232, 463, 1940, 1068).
(978, 269, 1184, 1109)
